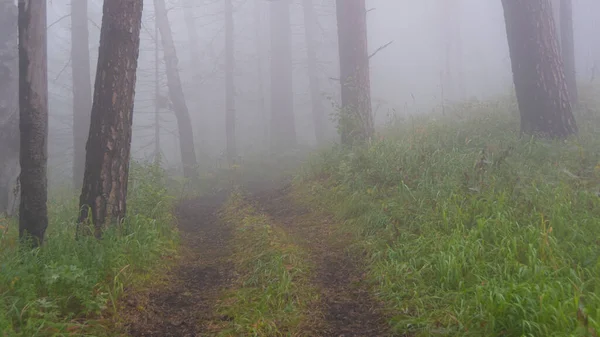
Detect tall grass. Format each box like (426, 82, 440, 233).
(298, 94, 600, 336)
(0, 162, 178, 336)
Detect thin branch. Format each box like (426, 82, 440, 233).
(47, 13, 70, 30)
(368, 40, 393, 59)
(87, 17, 100, 30)
(53, 56, 72, 83)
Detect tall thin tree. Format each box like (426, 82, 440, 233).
(154, 0, 198, 179)
(501, 0, 577, 138)
(270, 0, 296, 153)
(18, 0, 49, 246)
(78, 0, 143, 238)
(225, 0, 236, 164)
(71, 0, 93, 190)
(335, 0, 373, 144)
(154, 7, 161, 163)
(254, 0, 268, 149)
(302, 0, 326, 144)
(0, 0, 19, 216)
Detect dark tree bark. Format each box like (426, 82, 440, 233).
(270, 0, 296, 153)
(335, 0, 374, 144)
(78, 0, 143, 238)
(302, 0, 326, 144)
(71, 0, 93, 190)
(501, 0, 577, 138)
(154, 0, 198, 179)
(0, 0, 19, 216)
(560, 0, 577, 103)
(225, 0, 236, 164)
(18, 0, 49, 246)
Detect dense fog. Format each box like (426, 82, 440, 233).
(40, 0, 600, 183)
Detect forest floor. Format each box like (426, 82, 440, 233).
(123, 192, 235, 336)
(121, 183, 394, 336)
(250, 184, 393, 337)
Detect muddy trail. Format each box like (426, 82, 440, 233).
(124, 192, 233, 337)
(251, 184, 395, 337)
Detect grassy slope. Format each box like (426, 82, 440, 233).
(216, 191, 318, 336)
(297, 94, 600, 336)
(0, 163, 178, 336)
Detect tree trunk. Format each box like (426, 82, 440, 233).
(501, 0, 577, 138)
(269, 0, 296, 153)
(254, 0, 268, 150)
(71, 0, 93, 190)
(153, 8, 161, 163)
(18, 0, 49, 247)
(302, 0, 326, 145)
(154, 0, 198, 179)
(560, 0, 577, 103)
(0, 0, 19, 216)
(181, 0, 205, 150)
(335, 0, 374, 144)
(78, 0, 143, 238)
(225, 0, 236, 165)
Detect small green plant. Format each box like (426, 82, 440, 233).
(0, 162, 178, 336)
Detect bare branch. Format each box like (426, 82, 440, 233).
(368, 40, 393, 59)
(53, 56, 72, 83)
(47, 13, 70, 30)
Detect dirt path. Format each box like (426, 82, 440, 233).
(123, 193, 233, 337)
(251, 184, 395, 337)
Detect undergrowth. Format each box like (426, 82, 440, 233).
(0, 162, 178, 336)
(297, 95, 600, 336)
(217, 191, 317, 336)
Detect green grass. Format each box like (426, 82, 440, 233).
(297, 93, 600, 336)
(217, 191, 318, 336)
(0, 162, 179, 336)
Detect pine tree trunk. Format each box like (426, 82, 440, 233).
(0, 0, 19, 216)
(302, 0, 326, 145)
(269, 0, 296, 153)
(154, 0, 198, 179)
(18, 0, 49, 246)
(71, 0, 92, 190)
(225, 0, 236, 165)
(501, 0, 577, 138)
(560, 0, 578, 103)
(336, 0, 374, 144)
(78, 0, 143, 238)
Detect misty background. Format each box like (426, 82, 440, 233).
(43, 0, 600, 184)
